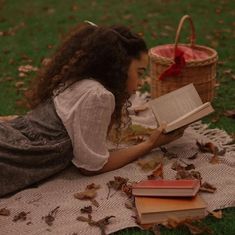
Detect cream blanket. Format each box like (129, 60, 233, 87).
(0, 97, 235, 235)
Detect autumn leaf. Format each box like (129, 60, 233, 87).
(200, 182, 216, 193)
(147, 162, 163, 179)
(74, 188, 97, 200)
(0, 208, 10, 216)
(42, 206, 60, 226)
(80, 205, 92, 214)
(176, 170, 202, 181)
(208, 210, 222, 219)
(223, 109, 235, 119)
(107, 176, 129, 199)
(160, 147, 178, 159)
(137, 158, 161, 171)
(13, 211, 30, 222)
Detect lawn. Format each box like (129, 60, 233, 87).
(0, 0, 234, 234)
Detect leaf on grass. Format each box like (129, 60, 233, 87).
(42, 206, 60, 226)
(200, 182, 216, 193)
(0, 208, 10, 216)
(147, 162, 163, 179)
(223, 109, 235, 119)
(208, 210, 222, 219)
(13, 211, 30, 222)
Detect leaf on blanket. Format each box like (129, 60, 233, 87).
(161, 218, 212, 235)
(179, 159, 196, 170)
(184, 222, 213, 235)
(122, 183, 133, 198)
(200, 182, 217, 193)
(208, 210, 223, 219)
(86, 183, 101, 190)
(42, 206, 60, 226)
(188, 152, 198, 160)
(176, 170, 202, 181)
(124, 201, 134, 210)
(137, 158, 161, 171)
(160, 147, 178, 159)
(147, 162, 163, 179)
(171, 161, 185, 171)
(77, 215, 115, 235)
(90, 199, 99, 207)
(13, 211, 30, 222)
(196, 141, 221, 164)
(80, 205, 92, 214)
(74, 188, 97, 200)
(107, 176, 129, 199)
(0, 208, 10, 216)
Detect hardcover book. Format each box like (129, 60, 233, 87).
(135, 194, 207, 224)
(132, 179, 200, 197)
(149, 84, 214, 133)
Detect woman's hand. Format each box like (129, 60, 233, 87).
(147, 124, 186, 149)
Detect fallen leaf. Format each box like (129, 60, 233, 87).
(74, 188, 97, 200)
(80, 205, 92, 214)
(147, 162, 163, 179)
(107, 176, 129, 199)
(137, 158, 161, 171)
(200, 182, 216, 193)
(208, 210, 222, 219)
(223, 109, 235, 119)
(42, 206, 60, 226)
(0, 208, 10, 216)
(13, 211, 30, 222)
(124, 201, 134, 210)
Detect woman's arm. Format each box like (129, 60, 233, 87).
(79, 125, 185, 176)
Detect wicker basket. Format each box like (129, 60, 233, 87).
(149, 15, 218, 103)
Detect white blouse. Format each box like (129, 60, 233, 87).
(53, 79, 115, 171)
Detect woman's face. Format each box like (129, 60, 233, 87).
(126, 52, 149, 95)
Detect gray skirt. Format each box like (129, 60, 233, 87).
(0, 99, 73, 197)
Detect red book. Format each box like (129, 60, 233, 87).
(132, 179, 200, 197)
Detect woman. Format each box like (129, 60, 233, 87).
(0, 22, 183, 197)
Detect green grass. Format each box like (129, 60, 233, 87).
(0, 0, 234, 234)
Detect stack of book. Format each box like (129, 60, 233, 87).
(132, 179, 207, 225)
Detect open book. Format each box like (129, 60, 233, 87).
(149, 84, 214, 133)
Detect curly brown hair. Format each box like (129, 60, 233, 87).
(26, 23, 147, 126)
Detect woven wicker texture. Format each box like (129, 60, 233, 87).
(149, 15, 218, 103)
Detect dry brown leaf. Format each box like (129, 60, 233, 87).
(160, 147, 178, 159)
(42, 206, 60, 226)
(74, 188, 97, 200)
(13, 211, 30, 222)
(80, 205, 92, 214)
(147, 162, 163, 179)
(124, 201, 134, 210)
(122, 183, 133, 198)
(0, 208, 10, 216)
(200, 182, 216, 193)
(137, 158, 161, 171)
(208, 210, 222, 219)
(223, 109, 235, 119)
(86, 183, 100, 190)
(176, 170, 202, 181)
(90, 199, 99, 207)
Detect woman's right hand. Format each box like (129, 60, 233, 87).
(147, 123, 185, 149)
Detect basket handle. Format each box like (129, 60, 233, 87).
(174, 15, 196, 57)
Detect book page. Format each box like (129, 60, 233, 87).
(149, 84, 203, 124)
